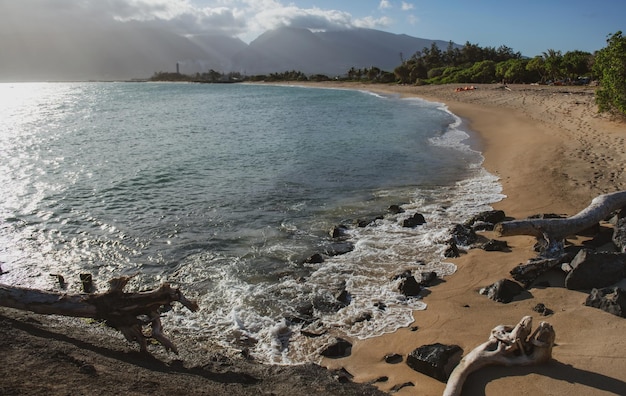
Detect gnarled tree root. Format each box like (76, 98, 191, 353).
(443, 316, 555, 396)
(0, 277, 199, 354)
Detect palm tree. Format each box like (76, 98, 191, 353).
(542, 49, 563, 82)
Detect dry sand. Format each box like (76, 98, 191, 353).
(1, 83, 626, 395)
(317, 83, 626, 395)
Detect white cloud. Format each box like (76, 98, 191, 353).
(354, 16, 393, 29)
(378, 0, 392, 10)
(251, 6, 353, 32)
(106, 0, 195, 21)
(401, 2, 415, 11)
(3, 0, 398, 42)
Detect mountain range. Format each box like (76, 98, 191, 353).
(1, 22, 456, 82)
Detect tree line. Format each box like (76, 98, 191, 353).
(150, 31, 626, 116)
(392, 41, 598, 86)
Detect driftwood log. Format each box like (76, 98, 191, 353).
(443, 316, 555, 396)
(0, 277, 199, 353)
(495, 191, 626, 242)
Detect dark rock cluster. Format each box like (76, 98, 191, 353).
(477, 206, 626, 320)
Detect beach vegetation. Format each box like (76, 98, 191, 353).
(496, 59, 537, 84)
(150, 70, 244, 83)
(395, 40, 524, 84)
(526, 56, 548, 83)
(562, 50, 594, 80)
(462, 60, 497, 83)
(593, 31, 626, 115)
(541, 49, 564, 82)
(392, 40, 598, 86)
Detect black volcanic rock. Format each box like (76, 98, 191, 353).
(406, 343, 463, 382)
(585, 287, 626, 317)
(320, 338, 352, 358)
(565, 250, 626, 290)
(479, 279, 525, 303)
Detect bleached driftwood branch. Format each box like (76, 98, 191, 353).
(0, 277, 199, 353)
(443, 316, 555, 396)
(495, 190, 626, 240)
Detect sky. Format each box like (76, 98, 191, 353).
(2, 0, 624, 57)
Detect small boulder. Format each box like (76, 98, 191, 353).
(585, 287, 626, 317)
(384, 353, 403, 364)
(444, 241, 461, 258)
(479, 279, 525, 303)
(329, 224, 349, 239)
(355, 216, 383, 228)
(481, 239, 509, 252)
(419, 271, 439, 287)
(406, 343, 463, 382)
(449, 223, 478, 247)
(564, 250, 626, 290)
(304, 253, 324, 264)
(321, 338, 352, 358)
(394, 271, 422, 297)
(324, 242, 354, 257)
(399, 276, 421, 297)
(335, 289, 351, 307)
(465, 210, 506, 229)
(388, 204, 405, 214)
(532, 303, 554, 316)
(402, 213, 426, 228)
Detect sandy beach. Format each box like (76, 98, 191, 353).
(318, 83, 626, 395)
(2, 82, 626, 395)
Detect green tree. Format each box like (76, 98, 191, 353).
(464, 60, 496, 83)
(593, 31, 626, 115)
(409, 59, 428, 81)
(394, 63, 412, 84)
(526, 56, 547, 83)
(422, 42, 444, 69)
(459, 42, 483, 65)
(366, 66, 382, 81)
(542, 49, 563, 82)
(496, 59, 529, 83)
(443, 41, 461, 66)
(562, 50, 593, 80)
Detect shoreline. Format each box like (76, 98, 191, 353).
(313, 82, 626, 395)
(1, 82, 626, 395)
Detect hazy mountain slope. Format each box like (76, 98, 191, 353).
(317, 28, 453, 70)
(232, 27, 346, 75)
(0, 20, 214, 81)
(234, 27, 457, 76)
(1, 19, 458, 81)
(185, 34, 249, 73)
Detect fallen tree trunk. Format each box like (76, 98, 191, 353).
(0, 277, 198, 353)
(495, 190, 626, 241)
(443, 316, 555, 396)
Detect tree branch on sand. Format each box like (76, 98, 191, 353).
(495, 190, 626, 256)
(0, 277, 199, 354)
(443, 316, 556, 396)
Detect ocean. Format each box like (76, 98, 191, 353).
(0, 82, 503, 363)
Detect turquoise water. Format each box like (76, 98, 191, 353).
(0, 82, 502, 363)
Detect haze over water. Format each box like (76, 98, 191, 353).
(0, 82, 502, 363)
